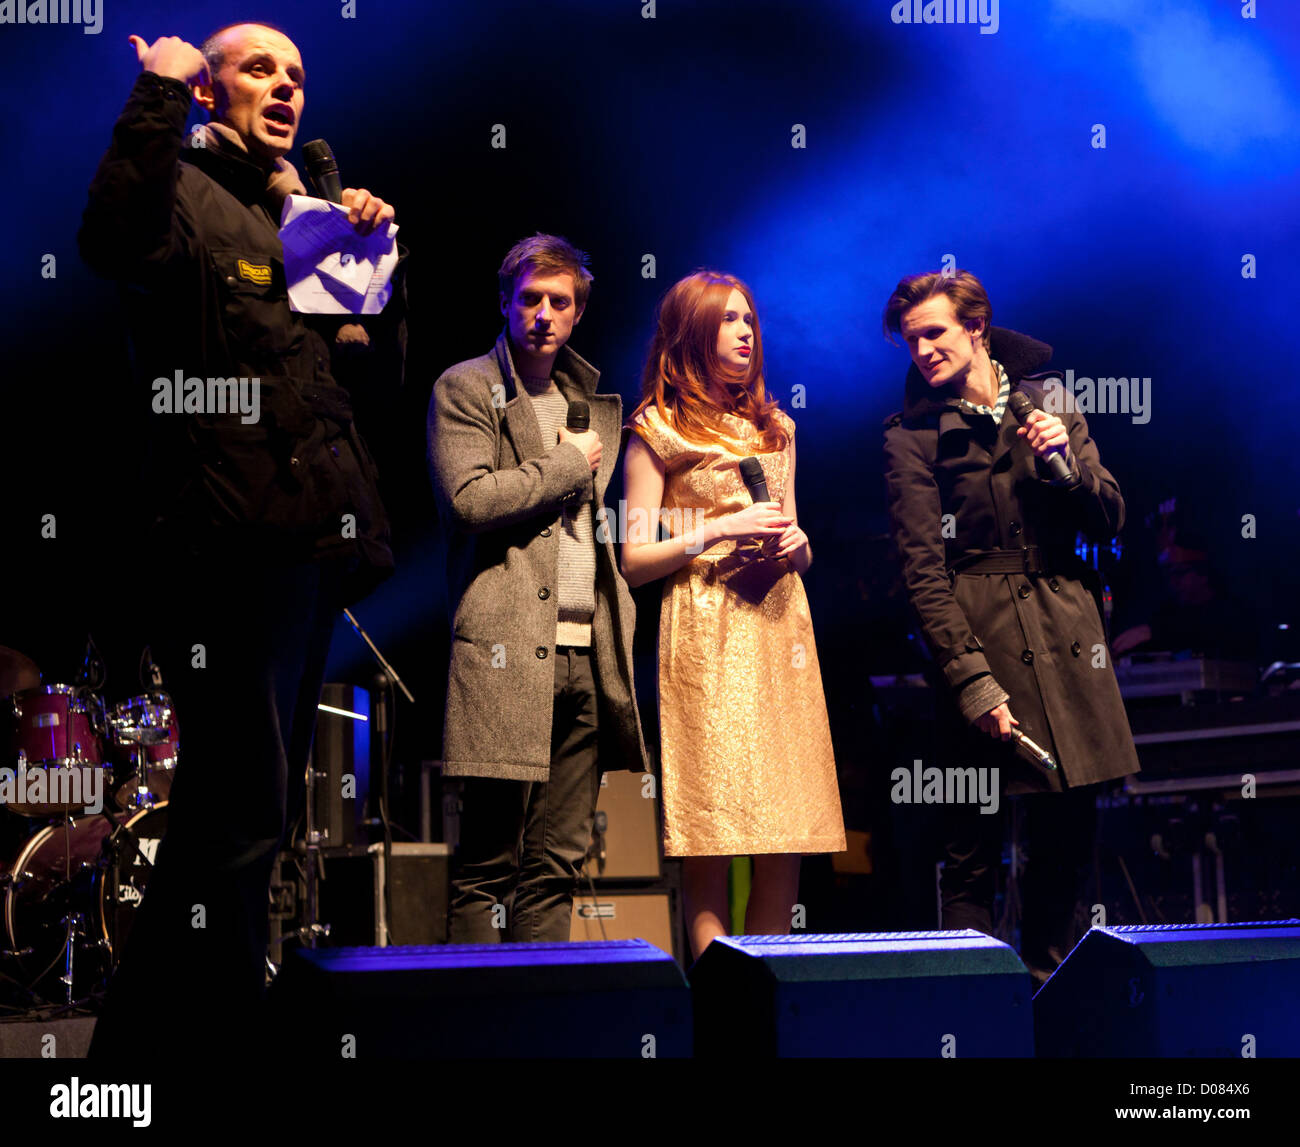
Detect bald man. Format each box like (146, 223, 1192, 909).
(79, 23, 404, 1058)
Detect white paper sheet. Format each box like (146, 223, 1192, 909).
(280, 194, 399, 315)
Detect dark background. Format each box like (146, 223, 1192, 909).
(3, 0, 1298, 841)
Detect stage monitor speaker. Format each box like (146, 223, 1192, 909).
(268, 939, 692, 1058)
(690, 930, 1033, 1058)
(1033, 920, 1300, 1057)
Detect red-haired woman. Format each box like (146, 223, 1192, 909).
(621, 270, 845, 960)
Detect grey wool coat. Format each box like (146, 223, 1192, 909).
(427, 330, 649, 781)
(883, 327, 1141, 794)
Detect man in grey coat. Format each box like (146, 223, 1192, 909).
(428, 234, 649, 943)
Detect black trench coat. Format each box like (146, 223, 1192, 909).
(883, 327, 1140, 793)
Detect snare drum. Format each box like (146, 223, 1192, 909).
(7, 685, 111, 817)
(107, 692, 180, 810)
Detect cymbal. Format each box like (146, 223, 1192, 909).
(0, 645, 41, 695)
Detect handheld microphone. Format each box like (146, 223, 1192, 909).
(1008, 391, 1071, 482)
(1010, 728, 1058, 771)
(738, 456, 770, 503)
(566, 399, 590, 432)
(301, 139, 343, 204)
(564, 401, 592, 514)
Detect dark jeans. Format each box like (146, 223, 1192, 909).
(940, 781, 1099, 984)
(88, 556, 343, 1059)
(448, 646, 601, 944)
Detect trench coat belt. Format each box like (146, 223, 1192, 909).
(948, 546, 1047, 578)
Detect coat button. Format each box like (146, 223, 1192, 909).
(290, 456, 301, 468)
(1071, 641, 1082, 656)
(535, 646, 548, 659)
(1009, 521, 1022, 536)
(1018, 584, 1031, 599)
(540, 527, 552, 537)
(1021, 649, 1034, 664)
(538, 587, 550, 600)
(226, 275, 238, 285)
(1049, 578, 1060, 592)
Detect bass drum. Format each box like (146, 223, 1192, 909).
(1, 804, 168, 1001)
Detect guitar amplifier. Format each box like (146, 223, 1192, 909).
(581, 770, 661, 880)
(570, 889, 675, 957)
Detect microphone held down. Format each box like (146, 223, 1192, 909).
(1009, 727, 1058, 772)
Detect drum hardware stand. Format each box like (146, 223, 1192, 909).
(117, 726, 168, 811)
(99, 809, 140, 960)
(56, 909, 85, 1005)
(49, 814, 89, 1006)
(124, 745, 157, 811)
(294, 763, 331, 949)
(121, 735, 146, 811)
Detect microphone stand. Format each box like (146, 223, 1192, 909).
(288, 611, 413, 953)
(339, 611, 414, 946)
(343, 610, 414, 703)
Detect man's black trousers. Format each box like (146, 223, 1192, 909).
(89, 556, 343, 1058)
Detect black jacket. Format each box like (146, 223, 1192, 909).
(883, 327, 1140, 792)
(79, 72, 397, 600)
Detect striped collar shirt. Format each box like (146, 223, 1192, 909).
(956, 359, 1010, 424)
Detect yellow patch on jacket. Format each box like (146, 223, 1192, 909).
(236, 259, 272, 286)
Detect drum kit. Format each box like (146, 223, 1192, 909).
(2, 619, 411, 1011)
(1, 649, 180, 1006)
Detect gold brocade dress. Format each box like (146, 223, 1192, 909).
(628, 404, 846, 857)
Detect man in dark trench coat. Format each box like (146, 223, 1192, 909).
(881, 269, 1140, 984)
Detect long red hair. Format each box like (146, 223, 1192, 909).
(630, 270, 788, 453)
